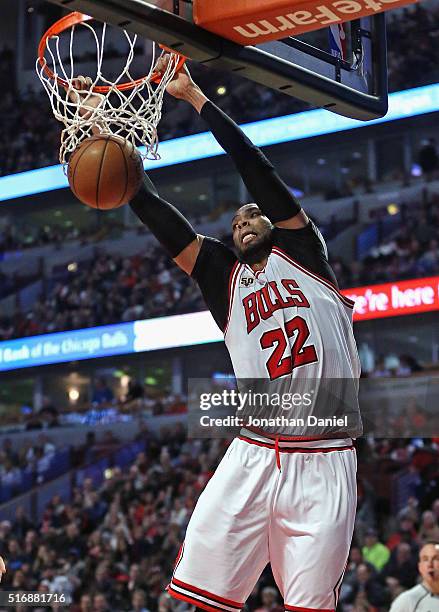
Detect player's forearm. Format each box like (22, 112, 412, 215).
(198, 100, 302, 223)
(129, 172, 197, 258)
(183, 84, 209, 114)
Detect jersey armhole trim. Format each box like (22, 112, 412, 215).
(224, 261, 242, 336)
(272, 247, 355, 309)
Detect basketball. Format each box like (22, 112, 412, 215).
(67, 135, 144, 209)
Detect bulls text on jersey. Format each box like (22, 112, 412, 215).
(243, 279, 310, 334)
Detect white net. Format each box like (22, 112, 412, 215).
(36, 17, 182, 165)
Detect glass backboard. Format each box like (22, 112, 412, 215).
(41, 0, 388, 120)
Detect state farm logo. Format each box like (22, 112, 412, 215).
(233, 0, 405, 40)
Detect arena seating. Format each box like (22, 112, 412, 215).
(0, 434, 69, 503)
(1, 187, 439, 341)
(0, 422, 437, 611)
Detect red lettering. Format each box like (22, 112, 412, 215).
(257, 285, 277, 320)
(243, 293, 260, 333)
(282, 279, 310, 307)
(269, 281, 294, 308)
(242, 280, 310, 333)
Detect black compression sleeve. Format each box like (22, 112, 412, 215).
(129, 172, 197, 258)
(200, 101, 301, 223)
(191, 237, 237, 331)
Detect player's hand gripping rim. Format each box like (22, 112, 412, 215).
(66, 75, 105, 121)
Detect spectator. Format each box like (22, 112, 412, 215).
(386, 576, 406, 606)
(0, 459, 21, 489)
(92, 378, 114, 406)
(11, 507, 33, 541)
(93, 593, 111, 612)
(0, 424, 438, 611)
(389, 542, 439, 611)
(362, 528, 391, 572)
(340, 546, 364, 606)
(77, 593, 92, 612)
(6, 539, 25, 572)
(418, 512, 439, 543)
(383, 543, 419, 589)
(387, 518, 419, 551)
(1, 186, 439, 342)
(39, 396, 60, 428)
(344, 562, 390, 610)
(130, 588, 151, 612)
(254, 587, 283, 612)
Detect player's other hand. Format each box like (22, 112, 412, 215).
(156, 54, 197, 100)
(156, 54, 208, 113)
(67, 76, 105, 119)
(0, 556, 6, 582)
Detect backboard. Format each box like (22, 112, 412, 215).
(41, 0, 388, 120)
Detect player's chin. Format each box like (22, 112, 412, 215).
(237, 237, 271, 263)
(238, 238, 260, 257)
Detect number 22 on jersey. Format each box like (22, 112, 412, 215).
(260, 316, 318, 380)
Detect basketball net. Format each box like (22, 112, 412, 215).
(36, 13, 185, 166)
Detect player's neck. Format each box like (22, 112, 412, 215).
(250, 258, 268, 272)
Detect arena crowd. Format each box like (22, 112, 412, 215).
(0, 422, 437, 612)
(1, 189, 439, 342)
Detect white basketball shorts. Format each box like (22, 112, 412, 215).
(167, 430, 357, 612)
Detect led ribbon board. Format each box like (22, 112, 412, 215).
(1, 277, 438, 371)
(0, 311, 223, 372)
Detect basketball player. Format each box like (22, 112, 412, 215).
(389, 542, 439, 612)
(72, 61, 361, 612)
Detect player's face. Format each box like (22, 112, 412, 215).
(232, 204, 273, 261)
(418, 543, 439, 588)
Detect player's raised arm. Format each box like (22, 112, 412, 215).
(159, 59, 308, 230)
(129, 173, 203, 275)
(69, 75, 203, 275)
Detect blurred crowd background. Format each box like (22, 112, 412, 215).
(1, 2, 439, 611)
(0, 424, 438, 611)
(1, 186, 439, 341)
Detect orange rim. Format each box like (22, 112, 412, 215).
(37, 11, 186, 91)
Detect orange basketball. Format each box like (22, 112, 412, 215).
(67, 135, 144, 209)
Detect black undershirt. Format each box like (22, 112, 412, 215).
(192, 221, 336, 333)
(128, 100, 338, 331)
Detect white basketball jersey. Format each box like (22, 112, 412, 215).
(224, 246, 362, 439)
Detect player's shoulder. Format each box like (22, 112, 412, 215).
(191, 235, 237, 280)
(272, 219, 328, 259)
(271, 219, 336, 286)
(198, 235, 237, 264)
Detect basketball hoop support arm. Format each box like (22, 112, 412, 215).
(42, 0, 388, 120)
